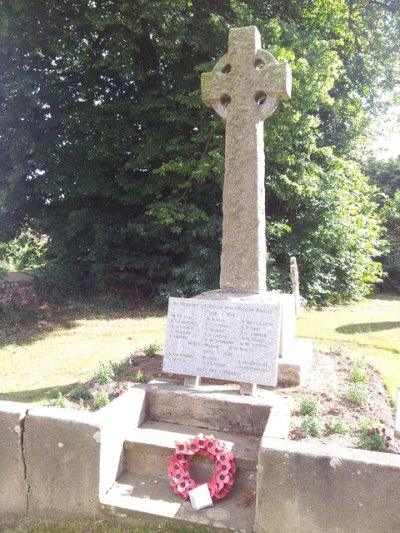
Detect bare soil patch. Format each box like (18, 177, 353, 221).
(65, 349, 399, 454)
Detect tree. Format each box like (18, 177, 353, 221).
(364, 155, 400, 291)
(0, 0, 397, 303)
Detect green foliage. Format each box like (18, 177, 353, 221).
(93, 391, 110, 409)
(299, 396, 319, 416)
(364, 156, 400, 292)
(143, 342, 162, 358)
(358, 426, 392, 452)
(349, 358, 369, 384)
(1, 228, 46, 270)
(1, 0, 397, 305)
(329, 345, 343, 357)
(0, 262, 9, 279)
(135, 370, 145, 383)
(329, 418, 349, 435)
(68, 384, 91, 401)
(95, 362, 115, 385)
(45, 391, 66, 408)
(301, 415, 322, 437)
(128, 355, 139, 367)
(347, 384, 368, 407)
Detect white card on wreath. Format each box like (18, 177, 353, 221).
(189, 483, 213, 511)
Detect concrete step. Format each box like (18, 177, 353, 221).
(123, 420, 260, 478)
(100, 419, 259, 531)
(144, 379, 275, 436)
(101, 468, 256, 532)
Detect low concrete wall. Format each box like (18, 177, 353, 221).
(255, 437, 400, 533)
(0, 389, 146, 518)
(0, 402, 29, 516)
(24, 407, 102, 516)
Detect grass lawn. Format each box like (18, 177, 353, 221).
(296, 293, 400, 402)
(0, 516, 211, 532)
(0, 294, 399, 404)
(0, 301, 167, 402)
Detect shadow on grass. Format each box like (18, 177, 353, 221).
(336, 322, 400, 334)
(0, 299, 164, 349)
(0, 382, 80, 403)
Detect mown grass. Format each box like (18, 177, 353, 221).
(0, 300, 166, 402)
(0, 294, 399, 404)
(0, 515, 212, 532)
(296, 294, 400, 402)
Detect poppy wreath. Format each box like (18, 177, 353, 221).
(167, 433, 236, 501)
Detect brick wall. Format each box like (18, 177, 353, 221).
(0, 272, 37, 306)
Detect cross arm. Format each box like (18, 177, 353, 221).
(201, 54, 231, 119)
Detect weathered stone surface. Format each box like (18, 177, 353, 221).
(396, 387, 400, 439)
(255, 438, 400, 533)
(290, 256, 301, 315)
(0, 272, 37, 306)
(0, 402, 29, 516)
(194, 290, 296, 358)
(24, 406, 102, 516)
(163, 297, 281, 386)
(201, 26, 291, 293)
(145, 379, 279, 436)
(98, 387, 146, 498)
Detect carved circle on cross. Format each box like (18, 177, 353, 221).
(207, 49, 283, 121)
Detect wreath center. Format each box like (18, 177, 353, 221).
(167, 433, 236, 502)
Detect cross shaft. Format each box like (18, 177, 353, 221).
(201, 26, 291, 293)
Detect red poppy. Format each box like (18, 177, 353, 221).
(168, 434, 236, 503)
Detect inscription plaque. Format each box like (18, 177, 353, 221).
(163, 298, 281, 386)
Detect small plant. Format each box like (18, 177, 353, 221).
(112, 381, 127, 395)
(329, 345, 343, 356)
(135, 370, 145, 383)
(110, 361, 124, 376)
(78, 398, 87, 410)
(349, 358, 368, 384)
(69, 384, 91, 400)
(359, 417, 377, 432)
(301, 416, 322, 437)
(299, 396, 319, 416)
(329, 418, 349, 435)
(359, 426, 392, 452)
(347, 384, 368, 407)
(93, 391, 110, 409)
(128, 355, 138, 367)
(95, 362, 115, 384)
(46, 391, 66, 408)
(143, 342, 161, 358)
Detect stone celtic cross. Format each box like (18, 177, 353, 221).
(201, 26, 291, 293)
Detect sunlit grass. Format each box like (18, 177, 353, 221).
(0, 304, 167, 401)
(296, 294, 400, 402)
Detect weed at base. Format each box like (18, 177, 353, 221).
(301, 416, 322, 437)
(143, 342, 162, 358)
(347, 385, 368, 407)
(299, 396, 319, 416)
(329, 418, 349, 435)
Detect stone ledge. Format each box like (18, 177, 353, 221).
(255, 437, 400, 533)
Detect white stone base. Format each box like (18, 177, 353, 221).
(277, 338, 314, 387)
